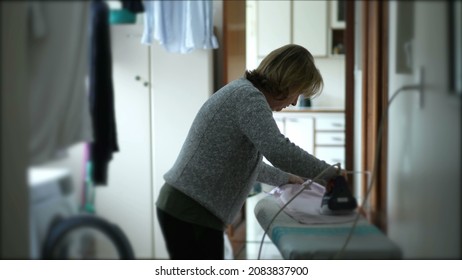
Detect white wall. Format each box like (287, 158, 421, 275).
(312, 57, 345, 108)
(387, 1, 461, 258)
(151, 44, 213, 259)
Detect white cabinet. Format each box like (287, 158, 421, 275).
(274, 114, 314, 154)
(274, 111, 345, 168)
(313, 115, 345, 167)
(293, 1, 328, 57)
(95, 25, 212, 259)
(95, 25, 153, 259)
(255, 1, 328, 59)
(256, 1, 291, 57)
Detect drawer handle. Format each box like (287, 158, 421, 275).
(331, 137, 343, 141)
(331, 123, 344, 127)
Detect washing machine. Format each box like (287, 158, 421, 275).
(28, 167, 134, 259)
(28, 167, 78, 259)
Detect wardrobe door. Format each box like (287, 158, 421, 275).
(95, 24, 153, 259)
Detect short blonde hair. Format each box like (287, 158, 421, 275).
(245, 44, 323, 100)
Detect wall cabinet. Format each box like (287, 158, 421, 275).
(292, 1, 328, 57)
(256, 1, 328, 59)
(329, 1, 346, 55)
(330, 0, 346, 29)
(252, 1, 348, 60)
(256, 1, 291, 57)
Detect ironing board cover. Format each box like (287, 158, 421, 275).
(254, 195, 402, 259)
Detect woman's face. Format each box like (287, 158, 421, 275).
(266, 93, 300, 111)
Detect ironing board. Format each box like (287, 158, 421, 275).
(254, 195, 402, 259)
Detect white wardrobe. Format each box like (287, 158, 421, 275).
(94, 24, 213, 259)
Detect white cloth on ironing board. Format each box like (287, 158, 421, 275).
(270, 181, 356, 224)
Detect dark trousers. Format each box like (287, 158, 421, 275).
(156, 208, 224, 260)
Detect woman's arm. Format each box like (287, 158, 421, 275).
(257, 162, 305, 186)
(235, 90, 336, 180)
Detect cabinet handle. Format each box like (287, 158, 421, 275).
(135, 76, 141, 81)
(143, 82, 149, 87)
(332, 137, 343, 141)
(331, 123, 343, 127)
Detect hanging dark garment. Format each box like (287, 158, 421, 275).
(89, 0, 119, 186)
(121, 0, 145, 13)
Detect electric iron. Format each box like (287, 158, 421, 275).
(320, 175, 358, 215)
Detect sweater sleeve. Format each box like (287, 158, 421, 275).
(257, 162, 290, 186)
(234, 87, 337, 181)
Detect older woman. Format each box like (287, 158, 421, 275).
(156, 44, 339, 259)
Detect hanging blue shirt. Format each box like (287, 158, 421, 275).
(141, 0, 219, 53)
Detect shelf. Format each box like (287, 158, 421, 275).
(331, 29, 345, 55)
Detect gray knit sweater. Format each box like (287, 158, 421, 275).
(164, 78, 333, 224)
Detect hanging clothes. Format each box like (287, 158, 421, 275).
(89, 0, 119, 186)
(120, 0, 144, 14)
(141, 0, 219, 54)
(28, 1, 93, 165)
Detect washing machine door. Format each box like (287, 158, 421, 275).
(42, 215, 135, 259)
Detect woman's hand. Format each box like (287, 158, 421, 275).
(287, 173, 305, 185)
(325, 170, 348, 192)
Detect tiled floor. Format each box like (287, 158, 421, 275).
(237, 188, 283, 260)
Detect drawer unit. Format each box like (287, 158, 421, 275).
(315, 146, 345, 167)
(313, 115, 345, 166)
(273, 110, 345, 168)
(315, 117, 345, 131)
(315, 132, 345, 145)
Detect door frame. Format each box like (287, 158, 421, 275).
(361, 0, 389, 231)
(345, 0, 390, 231)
